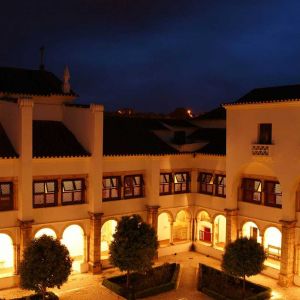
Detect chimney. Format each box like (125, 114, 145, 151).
(62, 65, 71, 94)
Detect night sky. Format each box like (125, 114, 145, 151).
(1, 1, 300, 113)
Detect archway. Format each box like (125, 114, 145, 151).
(242, 221, 261, 243)
(0, 234, 14, 277)
(214, 215, 226, 249)
(101, 220, 117, 259)
(173, 210, 189, 243)
(157, 212, 171, 246)
(197, 211, 212, 243)
(35, 228, 57, 239)
(61, 225, 84, 272)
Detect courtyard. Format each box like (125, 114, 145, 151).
(0, 251, 299, 300)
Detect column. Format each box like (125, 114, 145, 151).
(14, 244, 20, 275)
(146, 205, 160, 232)
(145, 158, 160, 206)
(88, 212, 103, 274)
(278, 220, 296, 287)
(170, 221, 174, 244)
(225, 208, 238, 245)
(18, 220, 34, 259)
(190, 169, 198, 193)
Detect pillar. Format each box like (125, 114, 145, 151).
(170, 221, 174, 244)
(18, 219, 34, 259)
(88, 212, 103, 274)
(225, 208, 238, 245)
(146, 205, 160, 232)
(278, 220, 296, 287)
(14, 244, 20, 275)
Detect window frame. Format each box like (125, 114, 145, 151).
(199, 172, 214, 195)
(33, 180, 58, 208)
(215, 174, 226, 198)
(61, 178, 85, 206)
(174, 172, 190, 194)
(159, 173, 173, 195)
(258, 123, 272, 145)
(124, 174, 144, 199)
(102, 176, 122, 201)
(0, 182, 13, 211)
(264, 180, 282, 208)
(241, 178, 262, 204)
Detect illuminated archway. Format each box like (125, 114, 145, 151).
(62, 225, 84, 272)
(173, 210, 189, 242)
(242, 222, 261, 243)
(101, 220, 117, 259)
(197, 211, 212, 243)
(264, 226, 281, 258)
(158, 212, 171, 246)
(214, 215, 226, 249)
(35, 228, 57, 239)
(0, 234, 14, 277)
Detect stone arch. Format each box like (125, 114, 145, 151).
(158, 210, 174, 223)
(173, 209, 190, 242)
(101, 219, 118, 259)
(241, 220, 262, 243)
(196, 210, 213, 243)
(61, 224, 85, 272)
(213, 214, 226, 249)
(34, 227, 58, 239)
(196, 210, 211, 221)
(157, 211, 173, 246)
(0, 233, 14, 277)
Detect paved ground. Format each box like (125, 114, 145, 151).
(1, 252, 300, 299)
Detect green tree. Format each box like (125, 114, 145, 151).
(109, 214, 158, 288)
(221, 237, 267, 298)
(20, 235, 72, 300)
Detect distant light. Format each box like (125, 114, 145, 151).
(187, 109, 193, 117)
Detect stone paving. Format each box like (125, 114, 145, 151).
(1, 251, 300, 299)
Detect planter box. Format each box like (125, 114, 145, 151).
(198, 264, 271, 300)
(102, 263, 180, 299)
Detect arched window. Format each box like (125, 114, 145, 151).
(157, 212, 171, 246)
(0, 234, 14, 277)
(242, 222, 261, 243)
(101, 220, 117, 259)
(35, 228, 57, 239)
(173, 210, 189, 242)
(214, 215, 226, 249)
(198, 211, 212, 243)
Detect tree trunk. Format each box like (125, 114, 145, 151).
(41, 286, 46, 300)
(242, 274, 246, 299)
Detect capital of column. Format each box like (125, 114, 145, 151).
(146, 205, 160, 213)
(18, 219, 34, 229)
(224, 208, 238, 216)
(88, 212, 103, 220)
(279, 219, 297, 229)
(18, 98, 34, 108)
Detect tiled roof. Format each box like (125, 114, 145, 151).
(0, 124, 18, 158)
(194, 128, 226, 155)
(227, 84, 300, 105)
(103, 116, 179, 156)
(0, 67, 76, 96)
(196, 106, 226, 120)
(33, 121, 89, 158)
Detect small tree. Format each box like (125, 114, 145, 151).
(20, 235, 72, 300)
(221, 237, 267, 298)
(109, 214, 158, 288)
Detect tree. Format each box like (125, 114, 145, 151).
(221, 237, 267, 298)
(20, 235, 72, 300)
(109, 214, 158, 288)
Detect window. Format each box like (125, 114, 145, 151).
(258, 123, 272, 144)
(160, 173, 172, 195)
(0, 182, 13, 211)
(62, 179, 85, 205)
(199, 173, 214, 195)
(124, 175, 144, 198)
(264, 181, 282, 208)
(103, 176, 121, 201)
(242, 178, 262, 203)
(174, 172, 190, 193)
(33, 180, 58, 208)
(215, 175, 226, 197)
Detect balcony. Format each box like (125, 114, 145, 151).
(251, 144, 273, 157)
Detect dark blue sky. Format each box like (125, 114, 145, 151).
(1, 0, 300, 113)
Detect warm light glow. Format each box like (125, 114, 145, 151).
(264, 226, 281, 249)
(101, 220, 117, 258)
(0, 234, 14, 277)
(242, 222, 262, 243)
(61, 225, 84, 263)
(214, 215, 226, 248)
(173, 210, 188, 242)
(158, 213, 171, 242)
(35, 228, 57, 239)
